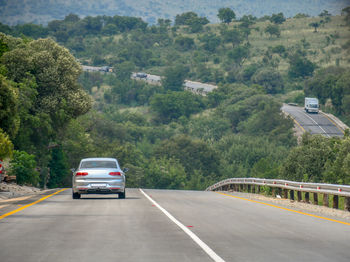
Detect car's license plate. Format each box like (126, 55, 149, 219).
(91, 184, 107, 188)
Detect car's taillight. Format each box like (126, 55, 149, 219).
(76, 172, 88, 176)
(109, 172, 121, 176)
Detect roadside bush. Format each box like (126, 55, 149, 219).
(0, 128, 13, 159)
(10, 150, 39, 186)
(252, 67, 284, 94)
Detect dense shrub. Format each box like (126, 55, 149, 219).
(10, 150, 39, 186)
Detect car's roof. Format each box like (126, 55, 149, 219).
(81, 158, 117, 162)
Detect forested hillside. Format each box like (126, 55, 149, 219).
(0, 0, 348, 25)
(1, 7, 350, 189)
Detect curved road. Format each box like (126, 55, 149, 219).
(282, 104, 344, 137)
(1, 188, 350, 262)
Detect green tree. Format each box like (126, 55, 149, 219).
(217, 8, 236, 24)
(323, 138, 350, 184)
(0, 128, 13, 159)
(175, 36, 195, 50)
(1, 35, 91, 186)
(334, 71, 350, 115)
(304, 66, 345, 106)
(265, 24, 281, 38)
(143, 157, 186, 189)
(199, 33, 221, 52)
(188, 17, 209, 33)
(269, 13, 286, 24)
(227, 45, 249, 65)
(342, 6, 350, 25)
(155, 135, 219, 177)
(288, 54, 315, 78)
(271, 45, 286, 56)
(10, 150, 40, 185)
(114, 61, 135, 81)
(319, 10, 331, 17)
(309, 22, 320, 32)
(221, 28, 244, 47)
(14, 23, 49, 38)
(150, 91, 204, 122)
(0, 75, 19, 138)
(48, 147, 69, 188)
(2, 38, 91, 130)
(0, 38, 9, 57)
(239, 15, 257, 29)
(280, 134, 335, 182)
(162, 64, 188, 91)
(175, 12, 199, 25)
(188, 114, 231, 141)
(215, 134, 289, 178)
(252, 67, 284, 94)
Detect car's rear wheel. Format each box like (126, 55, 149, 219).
(118, 191, 125, 199)
(72, 192, 81, 199)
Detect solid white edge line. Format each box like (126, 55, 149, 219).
(139, 189, 225, 262)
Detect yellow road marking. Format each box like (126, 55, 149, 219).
(293, 119, 305, 132)
(216, 192, 350, 226)
(0, 189, 66, 220)
(320, 111, 345, 134)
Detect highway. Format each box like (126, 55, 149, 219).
(282, 104, 344, 137)
(1, 188, 350, 262)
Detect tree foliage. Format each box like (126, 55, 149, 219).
(288, 53, 315, 78)
(0, 33, 91, 188)
(10, 150, 40, 185)
(1, 11, 349, 191)
(0, 128, 13, 159)
(155, 135, 219, 177)
(269, 13, 286, 24)
(48, 147, 69, 188)
(252, 67, 284, 94)
(162, 64, 188, 91)
(0, 74, 19, 138)
(309, 22, 320, 32)
(265, 24, 281, 38)
(150, 91, 204, 122)
(217, 8, 236, 24)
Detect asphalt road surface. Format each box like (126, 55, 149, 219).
(282, 104, 344, 137)
(1, 188, 350, 262)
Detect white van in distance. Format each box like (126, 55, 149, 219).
(304, 97, 319, 113)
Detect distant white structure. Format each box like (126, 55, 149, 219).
(82, 65, 113, 73)
(132, 72, 218, 95)
(184, 80, 218, 95)
(131, 72, 162, 85)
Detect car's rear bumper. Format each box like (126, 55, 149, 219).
(73, 184, 125, 194)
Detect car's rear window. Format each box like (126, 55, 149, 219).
(80, 161, 117, 169)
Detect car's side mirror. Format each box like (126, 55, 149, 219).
(123, 168, 129, 173)
(70, 168, 76, 173)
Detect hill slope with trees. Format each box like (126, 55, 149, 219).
(1, 7, 350, 190)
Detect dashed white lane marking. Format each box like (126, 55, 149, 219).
(139, 189, 225, 262)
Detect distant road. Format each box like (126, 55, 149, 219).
(282, 104, 344, 137)
(1, 189, 350, 262)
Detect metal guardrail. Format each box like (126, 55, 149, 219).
(206, 178, 350, 197)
